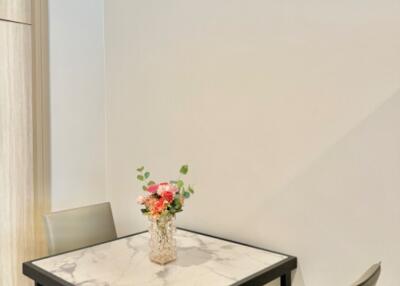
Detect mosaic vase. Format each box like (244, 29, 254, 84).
(149, 215, 176, 264)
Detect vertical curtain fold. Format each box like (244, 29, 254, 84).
(0, 1, 49, 285)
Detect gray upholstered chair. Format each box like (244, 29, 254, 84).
(351, 262, 381, 286)
(44, 202, 117, 255)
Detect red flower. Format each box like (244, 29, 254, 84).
(162, 191, 174, 203)
(154, 198, 166, 213)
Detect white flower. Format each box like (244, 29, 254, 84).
(157, 183, 170, 195)
(136, 195, 145, 204)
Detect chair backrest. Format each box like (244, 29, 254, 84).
(44, 202, 117, 255)
(351, 263, 381, 286)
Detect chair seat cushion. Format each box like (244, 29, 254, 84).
(352, 263, 381, 286)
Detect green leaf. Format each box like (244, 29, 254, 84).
(183, 191, 190, 198)
(177, 180, 184, 189)
(147, 181, 155, 186)
(172, 197, 182, 209)
(170, 180, 178, 184)
(188, 185, 194, 194)
(144, 171, 150, 179)
(179, 165, 189, 175)
(137, 166, 144, 172)
(142, 185, 147, 191)
(137, 175, 144, 181)
(141, 208, 149, 214)
(168, 206, 176, 215)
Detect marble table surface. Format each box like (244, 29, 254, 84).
(32, 229, 288, 286)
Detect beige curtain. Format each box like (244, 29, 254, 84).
(0, 0, 49, 285)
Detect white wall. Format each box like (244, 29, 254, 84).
(48, 0, 106, 210)
(104, 1, 400, 285)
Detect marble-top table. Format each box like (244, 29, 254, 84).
(23, 229, 297, 286)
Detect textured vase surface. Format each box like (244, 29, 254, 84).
(149, 215, 176, 264)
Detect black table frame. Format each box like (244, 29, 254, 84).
(23, 228, 297, 286)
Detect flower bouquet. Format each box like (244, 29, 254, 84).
(136, 165, 194, 264)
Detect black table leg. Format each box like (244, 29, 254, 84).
(281, 272, 291, 286)
(35, 282, 43, 286)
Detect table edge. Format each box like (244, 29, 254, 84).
(23, 228, 297, 286)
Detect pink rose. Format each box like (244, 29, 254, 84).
(147, 184, 159, 193)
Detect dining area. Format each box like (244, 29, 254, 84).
(23, 201, 381, 286)
(23, 202, 297, 286)
(2, 0, 400, 285)
(24, 167, 298, 286)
